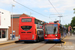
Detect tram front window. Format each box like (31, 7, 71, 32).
(45, 24, 58, 34)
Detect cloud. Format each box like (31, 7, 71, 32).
(14, 0, 52, 8)
(0, 0, 16, 7)
(0, 0, 75, 25)
(49, 0, 75, 13)
(44, 10, 48, 12)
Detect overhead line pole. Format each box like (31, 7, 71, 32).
(58, 16, 62, 24)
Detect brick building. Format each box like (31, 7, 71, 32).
(8, 14, 30, 40)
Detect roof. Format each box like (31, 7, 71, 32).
(11, 14, 22, 18)
(11, 14, 45, 22)
(11, 14, 30, 18)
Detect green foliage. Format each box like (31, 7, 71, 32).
(71, 16, 75, 28)
(64, 24, 70, 28)
(73, 8, 75, 10)
(73, 8, 75, 14)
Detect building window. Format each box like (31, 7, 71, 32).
(0, 29, 6, 38)
(0, 30, 1, 38)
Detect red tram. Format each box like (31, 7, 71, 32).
(43, 21, 66, 42)
(19, 17, 44, 42)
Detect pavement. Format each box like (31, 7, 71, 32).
(50, 35, 75, 50)
(0, 39, 18, 45)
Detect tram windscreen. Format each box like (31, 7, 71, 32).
(21, 26, 32, 31)
(45, 24, 58, 34)
(22, 18, 31, 22)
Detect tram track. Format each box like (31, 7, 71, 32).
(33, 43, 46, 50)
(2, 41, 45, 50)
(0, 41, 65, 50)
(2, 42, 27, 50)
(48, 44, 56, 50)
(3, 44, 27, 50)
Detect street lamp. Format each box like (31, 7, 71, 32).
(49, 14, 62, 23)
(12, 5, 15, 40)
(58, 16, 62, 24)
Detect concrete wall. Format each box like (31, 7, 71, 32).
(0, 9, 11, 41)
(0, 9, 11, 28)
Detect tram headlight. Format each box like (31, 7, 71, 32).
(45, 35, 47, 36)
(55, 35, 58, 36)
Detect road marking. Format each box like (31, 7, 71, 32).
(19, 45, 30, 50)
(64, 42, 66, 45)
(62, 36, 67, 40)
(0, 43, 16, 48)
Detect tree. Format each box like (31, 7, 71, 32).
(71, 17, 75, 28)
(73, 8, 75, 14)
(64, 24, 70, 28)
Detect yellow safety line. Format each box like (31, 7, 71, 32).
(64, 42, 66, 45)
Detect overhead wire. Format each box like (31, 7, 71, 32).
(48, 0, 67, 24)
(48, 0, 61, 16)
(13, 0, 49, 18)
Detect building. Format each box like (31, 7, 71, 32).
(0, 9, 11, 41)
(8, 14, 30, 40)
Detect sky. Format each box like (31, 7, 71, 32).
(0, 0, 75, 25)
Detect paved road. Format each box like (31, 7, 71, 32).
(0, 35, 75, 50)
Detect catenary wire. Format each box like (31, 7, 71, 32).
(13, 0, 49, 18)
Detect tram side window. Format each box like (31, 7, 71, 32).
(59, 28, 63, 34)
(37, 30, 43, 35)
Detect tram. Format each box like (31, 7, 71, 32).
(43, 21, 66, 42)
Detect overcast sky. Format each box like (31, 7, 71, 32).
(0, 0, 75, 25)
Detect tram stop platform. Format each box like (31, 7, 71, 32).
(50, 35, 75, 50)
(0, 40, 18, 45)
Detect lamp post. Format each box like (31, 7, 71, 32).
(12, 5, 15, 40)
(58, 16, 62, 24)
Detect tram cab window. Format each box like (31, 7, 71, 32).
(54, 27, 56, 34)
(45, 24, 58, 34)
